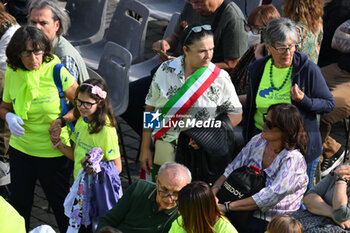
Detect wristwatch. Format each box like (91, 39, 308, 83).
(336, 175, 347, 183)
(57, 116, 66, 127)
(224, 201, 231, 213)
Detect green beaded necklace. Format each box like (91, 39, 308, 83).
(269, 59, 293, 91)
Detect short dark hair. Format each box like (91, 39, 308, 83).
(267, 103, 308, 155)
(6, 26, 53, 71)
(180, 24, 214, 48)
(177, 181, 221, 233)
(73, 78, 116, 134)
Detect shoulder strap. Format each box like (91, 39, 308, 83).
(53, 63, 74, 132)
(211, 0, 230, 32)
(53, 63, 67, 115)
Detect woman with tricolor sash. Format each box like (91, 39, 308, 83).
(140, 24, 243, 180)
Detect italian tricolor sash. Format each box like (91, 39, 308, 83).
(153, 62, 221, 141)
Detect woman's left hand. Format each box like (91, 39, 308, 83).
(189, 139, 200, 150)
(290, 84, 305, 102)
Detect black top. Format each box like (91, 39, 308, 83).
(317, 0, 350, 69)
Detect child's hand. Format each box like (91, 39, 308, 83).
(81, 158, 93, 174)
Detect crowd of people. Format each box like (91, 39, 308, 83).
(0, 0, 350, 233)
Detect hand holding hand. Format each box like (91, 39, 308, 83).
(49, 120, 62, 142)
(5, 112, 24, 137)
(290, 84, 305, 102)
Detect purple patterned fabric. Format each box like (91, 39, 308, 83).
(224, 134, 308, 219)
(85, 147, 104, 173)
(82, 161, 122, 227)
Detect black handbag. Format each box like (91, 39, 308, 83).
(216, 165, 266, 232)
(181, 114, 235, 158)
(175, 114, 235, 184)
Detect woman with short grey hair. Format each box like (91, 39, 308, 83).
(243, 17, 335, 192)
(262, 17, 299, 47)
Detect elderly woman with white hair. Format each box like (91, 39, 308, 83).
(242, 17, 335, 191)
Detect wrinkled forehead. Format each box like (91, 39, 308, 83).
(158, 170, 189, 191)
(29, 6, 55, 22)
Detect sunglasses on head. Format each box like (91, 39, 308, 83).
(263, 113, 276, 130)
(183, 24, 212, 45)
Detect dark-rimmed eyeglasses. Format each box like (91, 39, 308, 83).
(157, 181, 178, 201)
(20, 49, 43, 58)
(271, 44, 298, 54)
(184, 24, 212, 45)
(244, 22, 264, 35)
(75, 98, 98, 109)
(263, 113, 276, 130)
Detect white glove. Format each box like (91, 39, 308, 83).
(5, 112, 24, 137)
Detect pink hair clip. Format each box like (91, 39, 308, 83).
(82, 83, 107, 99)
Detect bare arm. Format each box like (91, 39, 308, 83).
(56, 142, 75, 161)
(228, 113, 242, 128)
(333, 181, 348, 210)
(215, 58, 240, 71)
(218, 197, 259, 213)
(303, 193, 334, 218)
(139, 105, 155, 174)
(113, 157, 122, 173)
(0, 101, 13, 120)
(212, 175, 226, 195)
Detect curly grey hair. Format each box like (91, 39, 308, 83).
(27, 0, 70, 36)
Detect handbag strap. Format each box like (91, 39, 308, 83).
(53, 63, 74, 132)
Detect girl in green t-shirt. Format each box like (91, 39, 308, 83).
(51, 78, 122, 231)
(51, 78, 122, 177)
(169, 181, 237, 233)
